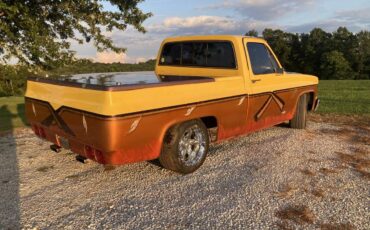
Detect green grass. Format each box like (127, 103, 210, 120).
(318, 80, 370, 115)
(0, 80, 369, 131)
(0, 97, 27, 132)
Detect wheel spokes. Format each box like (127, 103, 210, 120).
(178, 125, 206, 166)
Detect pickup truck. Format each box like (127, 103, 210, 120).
(25, 35, 319, 174)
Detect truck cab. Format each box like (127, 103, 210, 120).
(156, 35, 318, 131)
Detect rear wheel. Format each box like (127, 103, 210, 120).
(290, 94, 308, 129)
(159, 120, 209, 174)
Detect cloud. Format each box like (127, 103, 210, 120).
(70, 27, 159, 64)
(148, 15, 276, 35)
(92, 51, 152, 64)
(336, 7, 370, 27)
(149, 16, 236, 34)
(94, 51, 127, 63)
(287, 7, 370, 33)
(88, 16, 276, 64)
(79, 15, 279, 63)
(287, 20, 362, 33)
(205, 0, 316, 20)
(162, 16, 235, 32)
(104, 27, 162, 62)
(70, 4, 370, 64)
(135, 57, 150, 63)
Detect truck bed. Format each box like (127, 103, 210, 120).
(26, 71, 246, 116)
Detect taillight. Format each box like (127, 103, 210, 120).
(84, 146, 106, 164)
(85, 145, 94, 159)
(94, 150, 106, 164)
(39, 127, 46, 138)
(33, 125, 46, 139)
(33, 125, 40, 136)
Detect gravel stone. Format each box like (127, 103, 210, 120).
(0, 120, 369, 229)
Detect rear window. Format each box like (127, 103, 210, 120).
(160, 41, 236, 68)
(160, 43, 181, 66)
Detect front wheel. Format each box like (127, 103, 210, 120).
(159, 120, 209, 174)
(290, 94, 308, 129)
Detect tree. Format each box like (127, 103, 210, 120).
(245, 30, 258, 37)
(304, 28, 332, 76)
(252, 26, 370, 79)
(0, 64, 32, 96)
(320, 51, 353, 80)
(288, 33, 304, 73)
(332, 27, 359, 78)
(356, 31, 370, 79)
(0, 1, 152, 68)
(262, 29, 292, 70)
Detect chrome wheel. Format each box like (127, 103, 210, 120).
(178, 125, 207, 166)
(159, 120, 209, 174)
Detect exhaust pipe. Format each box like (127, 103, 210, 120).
(50, 144, 62, 153)
(76, 155, 88, 164)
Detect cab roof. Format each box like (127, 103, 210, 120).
(162, 35, 266, 43)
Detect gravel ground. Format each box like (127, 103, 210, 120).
(0, 119, 369, 229)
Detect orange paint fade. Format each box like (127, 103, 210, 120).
(25, 85, 317, 165)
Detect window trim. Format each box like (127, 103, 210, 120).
(246, 42, 278, 75)
(246, 42, 284, 76)
(266, 47, 280, 73)
(159, 40, 238, 70)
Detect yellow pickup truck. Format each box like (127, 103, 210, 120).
(25, 35, 319, 174)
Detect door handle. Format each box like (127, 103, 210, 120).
(252, 79, 261, 83)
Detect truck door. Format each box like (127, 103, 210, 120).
(244, 40, 293, 131)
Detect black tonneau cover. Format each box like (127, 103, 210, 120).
(28, 71, 214, 91)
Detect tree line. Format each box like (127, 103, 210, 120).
(1, 26, 369, 97)
(246, 27, 370, 80)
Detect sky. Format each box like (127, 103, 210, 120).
(72, 0, 370, 64)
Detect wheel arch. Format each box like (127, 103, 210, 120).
(160, 115, 219, 148)
(158, 117, 212, 173)
(200, 116, 218, 129)
(307, 92, 315, 111)
(294, 90, 315, 113)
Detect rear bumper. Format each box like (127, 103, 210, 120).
(25, 97, 162, 165)
(31, 123, 108, 164)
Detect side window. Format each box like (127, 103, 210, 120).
(207, 42, 236, 68)
(160, 43, 181, 65)
(247, 43, 278, 75)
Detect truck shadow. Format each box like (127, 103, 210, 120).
(0, 105, 21, 229)
(276, 122, 290, 128)
(147, 159, 163, 168)
(17, 102, 28, 127)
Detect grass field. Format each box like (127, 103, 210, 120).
(317, 80, 370, 114)
(0, 80, 369, 131)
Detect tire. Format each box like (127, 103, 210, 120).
(290, 94, 308, 129)
(159, 120, 209, 174)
